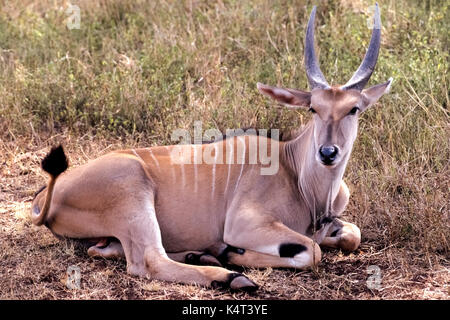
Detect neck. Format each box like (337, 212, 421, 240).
(283, 121, 350, 225)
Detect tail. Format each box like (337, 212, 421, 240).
(31, 145, 69, 226)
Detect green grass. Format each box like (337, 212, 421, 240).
(0, 0, 448, 255)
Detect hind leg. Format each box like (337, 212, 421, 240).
(144, 247, 256, 290)
(86, 239, 222, 267)
(111, 194, 257, 290)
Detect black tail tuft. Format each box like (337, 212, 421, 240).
(41, 145, 69, 177)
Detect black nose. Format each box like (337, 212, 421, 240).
(319, 145, 338, 165)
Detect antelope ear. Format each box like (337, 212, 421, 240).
(257, 82, 311, 109)
(361, 78, 393, 111)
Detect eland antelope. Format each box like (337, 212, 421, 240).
(31, 4, 392, 291)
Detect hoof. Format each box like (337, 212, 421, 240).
(87, 240, 124, 259)
(185, 253, 222, 267)
(230, 275, 259, 292)
(87, 246, 99, 257)
(211, 273, 258, 292)
(199, 255, 223, 267)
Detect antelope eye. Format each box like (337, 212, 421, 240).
(348, 106, 359, 115)
(309, 107, 317, 114)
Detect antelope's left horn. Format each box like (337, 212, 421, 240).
(342, 3, 382, 91)
(305, 6, 330, 90)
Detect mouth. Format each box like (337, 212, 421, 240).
(320, 161, 338, 168)
(316, 154, 340, 167)
(321, 159, 336, 166)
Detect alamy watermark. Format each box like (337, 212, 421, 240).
(169, 121, 280, 175)
(66, 3, 81, 30)
(366, 265, 382, 290)
(66, 265, 81, 290)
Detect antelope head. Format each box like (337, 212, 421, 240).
(258, 4, 392, 168)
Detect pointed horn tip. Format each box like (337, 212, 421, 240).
(368, 3, 381, 30)
(386, 77, 393, 92)
(373, 3, 379, 13)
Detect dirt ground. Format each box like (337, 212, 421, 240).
(0, 140, 448, 300)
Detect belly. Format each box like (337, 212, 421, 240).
(154, 188, 227, 252)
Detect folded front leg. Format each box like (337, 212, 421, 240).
(320, 218, 361, 251)
(223, 211, 321, 269)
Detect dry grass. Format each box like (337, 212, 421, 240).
(0, 0, 449, 300)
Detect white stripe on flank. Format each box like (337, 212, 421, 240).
(132, 149, 146, 164)
(148, 149, 161, 171)
(171, 166, 176, 183)
(224, 139, 233, 196)
(211, 145, 218, 199)
(234, 163, 245, 193)
(211, 163, 216, 198)
(234, 137, 246, 193)
(237, 136, 246, 164)
(180, 163, 185, 187)
(193, 146, 198, 193)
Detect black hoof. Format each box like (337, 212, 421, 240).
(185, 253, 222, 267)
(211, 273, 258, 292)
